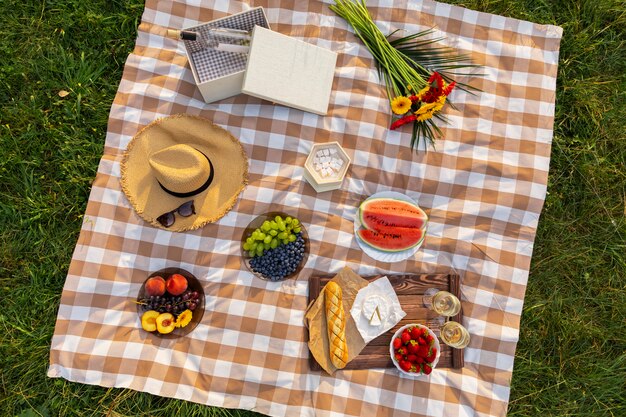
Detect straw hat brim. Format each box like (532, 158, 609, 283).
(121, 115, 249, 231)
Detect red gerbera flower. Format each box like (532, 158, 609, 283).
(390, 114, 417, 130)
(443, 81, 456, 96)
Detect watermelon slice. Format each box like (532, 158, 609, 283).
(359, 198, 428, 232)
(357, 228, 425, 252)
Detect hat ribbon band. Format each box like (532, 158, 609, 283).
(158, 152, 214, 198)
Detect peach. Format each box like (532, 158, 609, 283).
(141, 310, 159, 332)
(145, 276, 166, 297)
(166, 273, 188, 296)
(155, 313, 176, 334)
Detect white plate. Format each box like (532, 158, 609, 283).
(353, 191, 427, 263)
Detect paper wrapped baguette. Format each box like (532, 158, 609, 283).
(324, 281, 348, 369)
(305, 267, 369, 374)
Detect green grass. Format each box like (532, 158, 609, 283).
(1, 0, 624, 416)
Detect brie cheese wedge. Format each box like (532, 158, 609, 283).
(362, 294, 389, 325)
(369, 307, 382, 326)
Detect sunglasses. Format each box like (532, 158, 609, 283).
(157, 200, 196, 228)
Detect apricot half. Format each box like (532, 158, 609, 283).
(141, 310, 160, 332)
(155, 313, 176, 334)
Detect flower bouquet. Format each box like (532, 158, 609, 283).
(330, 0, 480, 150)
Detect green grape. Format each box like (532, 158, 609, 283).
(256, 246, 264, 255)
(288, 234, 296, 242)
(292, 218, 300, 226)
(258, 232, 267, 241)
(263, 235, 272, 244)
(270, 239, 279, 249)
(248, 250, 255, 257)
(243, 242, 251, 251)
(269, 229, 278, 236)
(270, 221, 278, 229)
(274, 215, 282, 223)
(285, 216, 292, 224)
(250, 242, 258, 251)
(282, 239, 289, 245)
(278, 232, 288, 240)
(246, 237, 254, 245)
(261, 221, 271, 231)
(293, 226, 301, 233)
(278, 223, 286, 231)
(263, 242, 271, 250)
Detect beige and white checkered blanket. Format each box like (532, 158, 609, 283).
(48, 1, 562, 416)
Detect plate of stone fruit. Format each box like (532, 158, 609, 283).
(241, 212, 309, 281)
(354, 191, 429, 263)
(136, 268, 204, 339)
(389, 324, 440, 377)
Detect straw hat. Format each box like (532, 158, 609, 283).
(121, 115, 249, 231)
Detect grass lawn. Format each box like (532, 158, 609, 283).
(1, 0, 624, 416)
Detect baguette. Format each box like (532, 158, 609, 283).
(324, 281, 348, 369)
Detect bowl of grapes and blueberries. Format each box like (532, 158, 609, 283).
(136, 268, 205, 339)
(241, 212, 309, 281)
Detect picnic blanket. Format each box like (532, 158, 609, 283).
(48, 1, 562, 416)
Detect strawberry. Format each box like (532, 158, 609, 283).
(399, 360, 412, 372)
(415, 356, 424, 364)
(401, 331, 411, 345)
(421, 328, 429, 337)
(425, 348, 438, 364)
(417, 337, 426, 345)
(410, 364, 418, 373)
(392, 337, 402, 349)
(423, 364, 433, 375)
(395, 353, 403, 361)
(407, 341, 419, 354)
(407, 354, 418, 363)
(410, 326, 421, 339)
(417, 345, 430, 357)
(396, 347, 406, 356)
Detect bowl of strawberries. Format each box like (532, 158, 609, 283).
(390, 323, 440, 376)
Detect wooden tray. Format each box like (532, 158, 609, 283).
(308, 273, 464, 371)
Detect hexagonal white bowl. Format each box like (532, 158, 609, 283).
(304, 142, 351, 192)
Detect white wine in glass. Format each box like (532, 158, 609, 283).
(431, 291, 461, 317)
(440, 321, 470, 348)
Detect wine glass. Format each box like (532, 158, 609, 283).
(439, 320, 470, 348)
(422, 289, 461, 317)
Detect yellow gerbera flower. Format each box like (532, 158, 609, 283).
(414, 85, 430, 101)
(433, 94, 447, 112)
(390, 96, 412, 115)
(416, 112, 435, 122)
(175, 309, 193, 328)
(414, 101, 438, 115)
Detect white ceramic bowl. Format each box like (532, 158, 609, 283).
(389, 323, 440, 377)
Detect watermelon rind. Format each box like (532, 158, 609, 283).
(359, 198, 428, 232)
